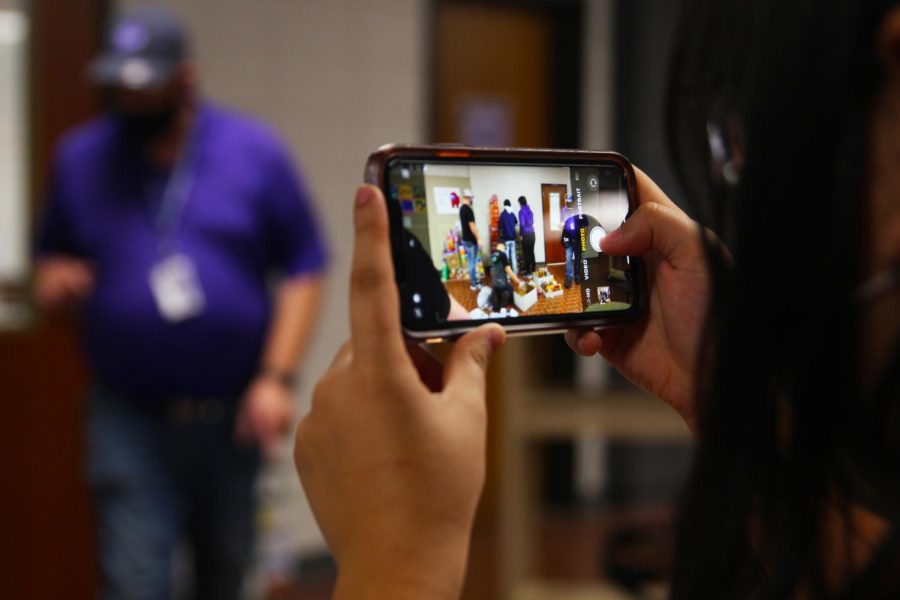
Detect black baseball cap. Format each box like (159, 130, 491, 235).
(88, 7, 189, 90)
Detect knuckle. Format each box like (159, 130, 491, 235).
(641, 201, 666, 220)
(370, 369, 405, 394)
(350, 265, 387, 293)
(467, 344, 490, 372)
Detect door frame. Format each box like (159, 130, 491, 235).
(541, 182, 569, 264)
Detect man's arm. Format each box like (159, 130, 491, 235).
(505, 265, 521, 288)
(261, 274, 324, 375)
(35, 150, 95, 314)
(235, 274, 324, 456)
(468, 221, 480, 245)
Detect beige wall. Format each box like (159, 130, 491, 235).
(468, 164, 564, 264)
(119, 0, 426, 560)
(423, 174, 471, 266)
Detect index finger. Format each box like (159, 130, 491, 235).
(564, 329, 602, 356)
(349, 185, 408, 360)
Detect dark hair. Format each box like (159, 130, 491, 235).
(503, 199, 511, 207)
(667, 1, 900, 598)
(518, 195, 527, 206)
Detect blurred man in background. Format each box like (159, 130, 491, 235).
(458, 188, 481, 290)
(34, 7, 327, 599)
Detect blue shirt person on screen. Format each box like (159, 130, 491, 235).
(34, 8, 327, 599)
(561, 203, 577, 287)
(499, 198, 519, 274)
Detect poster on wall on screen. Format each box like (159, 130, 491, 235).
(433, 186, 462, 215)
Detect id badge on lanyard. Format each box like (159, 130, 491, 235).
(149, 253, 205, 322)
(147, 141, 206, 322)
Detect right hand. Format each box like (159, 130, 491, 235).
(565, 168, 714, 431)
(34, 256, 94, 313)
(295, 185, 504, 599)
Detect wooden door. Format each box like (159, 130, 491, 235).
(541, 183, 568, 264)
(0, 1, 107, 599)
(431, 3, 582, 597)
(433, 2, 552, 146)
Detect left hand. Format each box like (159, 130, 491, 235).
(235, 375, 295, 458)
(564, 168, 711, 431)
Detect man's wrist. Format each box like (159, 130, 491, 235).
(256, 365, 297, 389)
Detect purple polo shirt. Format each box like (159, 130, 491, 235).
(38, 104, 328, 400)
(519, 204, 534, 234)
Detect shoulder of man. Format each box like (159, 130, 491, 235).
(199, 103, 294, 164)
(54, 115, 118, 167)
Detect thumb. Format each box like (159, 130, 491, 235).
(442, 324, 505, 402)
(601, 201, 698, 265)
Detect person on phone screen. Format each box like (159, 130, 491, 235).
(518, 195, 536, 277)
(561, 202, 585, 289)
(489, 241, 522, 314)
(294, 1, 900, 598)
(499, 199, 519, 274)
(458, 189, 480, 290)
(34, 8, 327, 598)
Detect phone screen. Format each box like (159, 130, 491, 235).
(386, 159, 639, 331)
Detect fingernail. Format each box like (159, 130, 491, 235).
(355, 185, 374, 207)
(488, 327, 506, 351)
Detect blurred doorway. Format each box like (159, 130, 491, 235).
(0, 1, 107, 599)
(540, 183, 568, 264)
(431, 0, 582, 149)
(430, 2, 583, 599)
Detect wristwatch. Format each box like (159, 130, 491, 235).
(257, 366, 297, 389)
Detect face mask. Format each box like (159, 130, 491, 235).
(116, 102, 179, 144)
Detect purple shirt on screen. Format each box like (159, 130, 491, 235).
(38, 104, 328, 401)
(518, 204, 534, 234)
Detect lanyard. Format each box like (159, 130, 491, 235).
(150, 132, 196, 258)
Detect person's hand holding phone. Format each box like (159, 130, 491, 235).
(34, 256, 95, 313)
(566, 168, 713, 432)
(294, 185, 505, 600)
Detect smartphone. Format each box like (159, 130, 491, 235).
(365, 144, 647, 341)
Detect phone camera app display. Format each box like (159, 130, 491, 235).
(388, 161, 636, 325)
